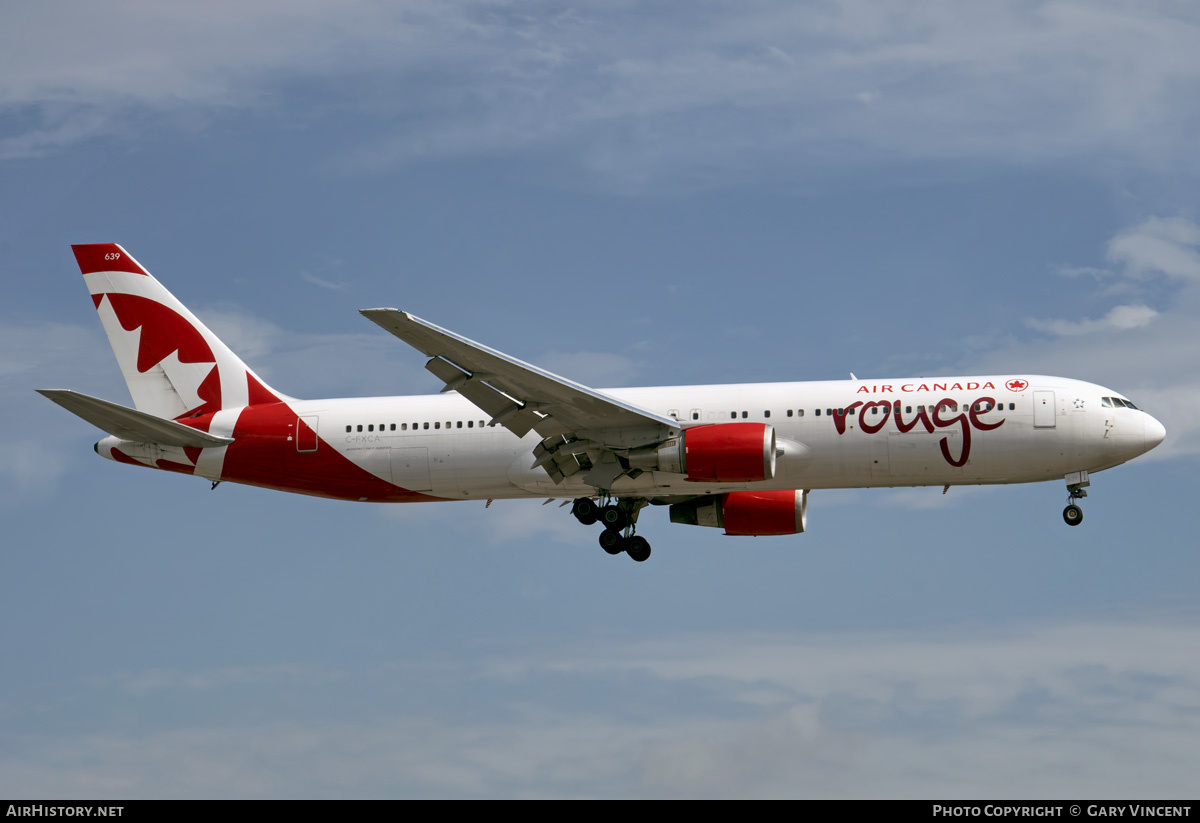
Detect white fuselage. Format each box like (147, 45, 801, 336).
(248, 374, 1162, 502)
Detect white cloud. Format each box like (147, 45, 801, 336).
(5, 2, 1200, 187)
(1028, 303, 1159, 336)
(1055, 265, 1111, 279)
(1107, 216, 1200, 280)
(4, 619, 1198, 797)
(300, 271, 347, 291)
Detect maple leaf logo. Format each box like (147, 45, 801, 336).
(1005, 379, 1029, 392)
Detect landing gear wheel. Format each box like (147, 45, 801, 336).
(626, 535, 651, 563)
(599, 530, 626, 555)
(572, 498, 599, 526)
(1063, 504, 1083, 526)
(600, 505, 629, 532)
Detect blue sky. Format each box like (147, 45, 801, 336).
(2, 0, 1199, 798)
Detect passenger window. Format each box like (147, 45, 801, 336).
(345, 425, 351, 433)
(457, 421, 463, 428)
(798, 409, 804, 417)
(848, 407, 856, 415)
(905, 406, 912, 414)
(815, 409, 822, 416)
(357, 425, 363, 432)
(786, 409, 793, 417)
(467, 420, 473, 428)
(692, 412, 700, 420)
(368, 425, 374, 432)
(764, 410, 771, 418)
(423, 422, 429, 430)
(401, 423, 408, 431)
(741, 411, 748, 419)
(390, 424, 396, 431)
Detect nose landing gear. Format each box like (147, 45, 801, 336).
(1063, 471, 1089, 527)
(573, 496, 651, 561)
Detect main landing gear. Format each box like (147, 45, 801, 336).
(572, 497, 651, 562)
(1063, 471, 1089, 527)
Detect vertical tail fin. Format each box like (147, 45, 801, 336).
(72, 243, 288, 419)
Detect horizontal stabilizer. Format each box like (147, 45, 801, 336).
(36, 389, 234, 448)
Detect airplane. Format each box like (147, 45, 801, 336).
(40, 244, 1166, 562)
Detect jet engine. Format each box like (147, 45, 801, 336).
(628, 422, 777, 482)
(668, 489, 808, 536)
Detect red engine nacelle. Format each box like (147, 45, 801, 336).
(669, 490, 808, 536)
(683, 422, 776, 482)
(627, 422, 777, 482)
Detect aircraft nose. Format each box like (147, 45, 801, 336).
(1144, 414, 1166, 452)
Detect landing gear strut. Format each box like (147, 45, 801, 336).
(1063, 471, 1089, 527)
(573, 496, 651, 562)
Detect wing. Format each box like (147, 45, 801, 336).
(360, 308, 680, 486)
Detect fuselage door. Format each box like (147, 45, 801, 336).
(297, 415, 319, 452)
(1033, 391, 1056, 428)
(391, 447, 432, 492)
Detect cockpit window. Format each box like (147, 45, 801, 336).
(1101, 397, 1113, 408)
(1120, 398, 1139, 410)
